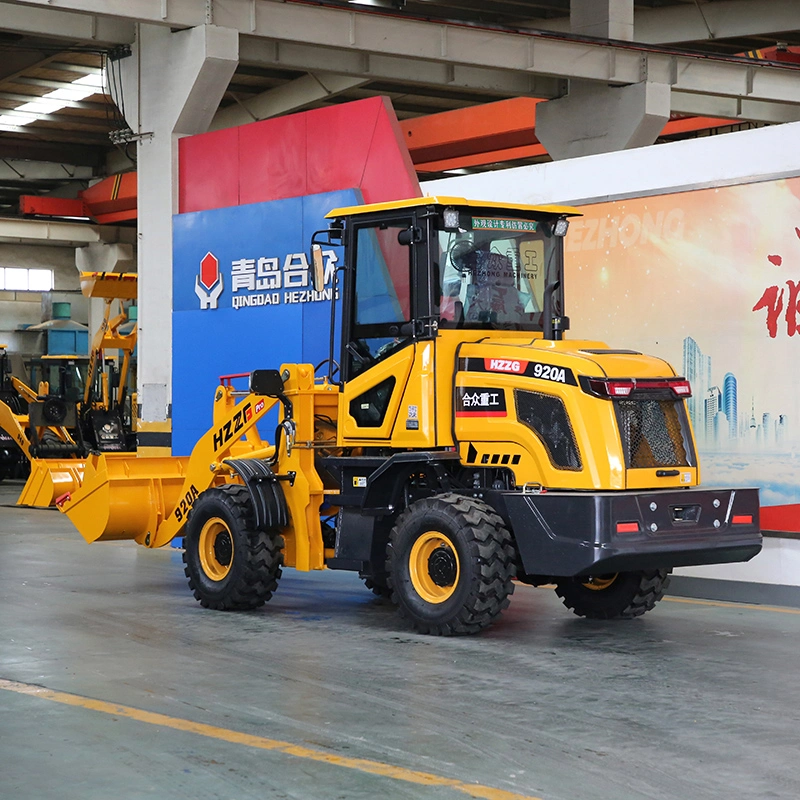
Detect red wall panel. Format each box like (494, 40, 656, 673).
(361, 100, 421, 205)
(238, 112, 309, 205)
(305, 100, 378, 193)
(179, 96, 421, 214)
(179, 127, 239, 212)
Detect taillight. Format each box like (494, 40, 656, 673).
(732, 515, 753, 525)
(581, 377, 692, 399)
(668, 380, 692, 397)
(607, 380, 634, 397)
(585, 378, 634, 397)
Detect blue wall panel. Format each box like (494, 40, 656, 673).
(172, 189, 356, 455)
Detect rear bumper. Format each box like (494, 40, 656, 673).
(493, 487, 762, 577)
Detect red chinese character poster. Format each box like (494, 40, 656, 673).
(565, 177, 800, 533)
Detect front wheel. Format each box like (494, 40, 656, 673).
(386, 493, 516, 635)
(183, 485, 283, 610)
(554, 569, 671, 620)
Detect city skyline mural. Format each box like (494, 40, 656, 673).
(564, 176, 800, 531)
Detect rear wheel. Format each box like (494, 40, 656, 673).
(183, 485, 283, 610)
(554, 569, 671, 619)
(386, 493, 516, 635)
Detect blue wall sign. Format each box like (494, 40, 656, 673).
(172, 189, 356, 455)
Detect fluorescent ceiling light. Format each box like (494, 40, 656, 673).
(1, 111, 37, 125)
(3, 71, 104, 126)
(17, 99, 65, 115)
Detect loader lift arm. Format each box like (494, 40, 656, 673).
(58, 371, 289, 547)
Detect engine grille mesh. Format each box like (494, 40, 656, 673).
(615, 398, 694, 468)
(515, 390, 582, 470)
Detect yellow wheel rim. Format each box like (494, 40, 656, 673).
(409, 531, 460, 604)
(198, 517, 234, 581)
(582, 574, 618, 591)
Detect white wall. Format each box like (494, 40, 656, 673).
(423, 121, 800, 592)
(0, 243, 87, 355)
(423, 120, 800, 205)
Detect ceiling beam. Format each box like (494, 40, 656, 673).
(0, 158, 93, 180)
(521, 1, 800, 44)
(0, 214, 136, 245)
(2, 0, 799, 118)
(0, 122, 110, 144)
(635, 0, 800, 46)
(0, 135, 105, 165)
(0, 46, 60, 83)
(210, 71, 369, 130)
(671, 89, 800, 123)
(237, 38, 562, 98)
(0, 1, 133, 44)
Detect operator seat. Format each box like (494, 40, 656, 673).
(462, 245, 524, 324)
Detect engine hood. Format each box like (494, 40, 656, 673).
(457, 336, 679, 380)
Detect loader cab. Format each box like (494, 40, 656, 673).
(325, 197, 578, 446)
(332, 198, 575, 379)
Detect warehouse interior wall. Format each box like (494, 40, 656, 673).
(0, 243, 87, 356)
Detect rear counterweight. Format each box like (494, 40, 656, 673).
(490, 486, 762, 578)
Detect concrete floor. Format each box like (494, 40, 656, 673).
(1, 478, 799, 800)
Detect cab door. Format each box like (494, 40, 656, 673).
(339, 214, 433, 446)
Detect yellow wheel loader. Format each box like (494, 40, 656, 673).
(57, 197, 762, 634)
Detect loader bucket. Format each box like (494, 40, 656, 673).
(58, 452, 190, 544)
(17, 459, 86, 508)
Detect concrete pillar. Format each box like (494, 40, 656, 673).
(75, 242, 135, 274)
(536, 80, 671, 161)
(119, 24, 238, 453)
(571, 0, 634, 40)
(535, 0, 671, 160)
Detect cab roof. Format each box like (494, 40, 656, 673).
(325, 196, 582, 219)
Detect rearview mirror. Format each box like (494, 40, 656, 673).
(310, 244, 325, 293)
(397, 226, 424, 246)
(250, 369, 284, 397)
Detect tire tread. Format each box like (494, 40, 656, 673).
(386, 493, 516, 635)
(555, 569, 671, 620)
(183, 485, 283, 611)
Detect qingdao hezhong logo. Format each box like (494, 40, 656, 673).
(195, 252, 224, 310)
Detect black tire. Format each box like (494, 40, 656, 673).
(554, 569, 671, 620)
(183, 484, 283, 611)
(40, 429, 62, 446)
(386, 493, 516, 635)
(359, 571, 392, 598)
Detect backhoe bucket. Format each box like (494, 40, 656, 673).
(58, 452, 190, 543)
(79, 271, 138, 300)
(17, 459, 86, 508)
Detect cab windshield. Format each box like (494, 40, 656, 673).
(438, 216, 560, 331)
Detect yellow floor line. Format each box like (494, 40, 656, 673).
(664, 596, 800, 615)
(0, 678, 539, 800)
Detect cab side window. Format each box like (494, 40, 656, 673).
(348, 222, 414, 377)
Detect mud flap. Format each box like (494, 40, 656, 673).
(223, 458, 289, 531)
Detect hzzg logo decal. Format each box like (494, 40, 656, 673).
(195, 251, 224, 310)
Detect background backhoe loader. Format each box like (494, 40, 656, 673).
(56, 197, 762, 634)
(0, 271, 137, 506)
